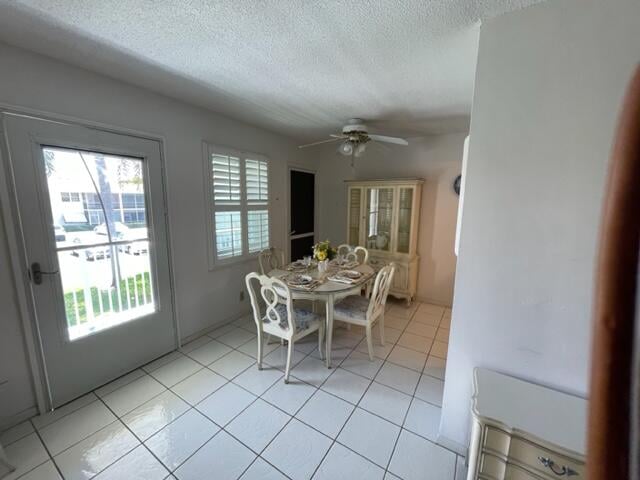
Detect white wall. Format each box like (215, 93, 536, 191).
(316, 133, 465, 306)
(0, 43, 312, 426)
(440, 0, 640, 451)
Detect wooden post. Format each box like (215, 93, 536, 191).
(587, 66, 640, 480)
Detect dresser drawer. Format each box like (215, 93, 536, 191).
(509, 437, 585, 478)
(479, 452, 506, 478)
(504, 464, 547, 480)
(483, 426, 511, 456)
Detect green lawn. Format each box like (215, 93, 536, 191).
(64, 271, 152, 326)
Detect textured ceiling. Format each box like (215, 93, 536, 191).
(0, 0, 544, 141)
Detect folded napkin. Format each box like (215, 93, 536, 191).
(327, 274, 362, 285)
(287, 280, 321, 291)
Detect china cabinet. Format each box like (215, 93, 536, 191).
(467, 369, 586, 480)
(345, 179, 422, 304)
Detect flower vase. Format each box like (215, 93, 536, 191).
(318, 259, 328, 273)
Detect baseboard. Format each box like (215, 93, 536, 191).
(415, 296, 452, 308)
(180, 308, 252, 346)
(437, 433, 468, 457)
(0, 406, 38, 432)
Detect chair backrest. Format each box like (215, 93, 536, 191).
(354, 246, 369, 264)
(258, 247, 285, 275)
(367, 263, 395, 320)
(337, 244, 351, 257)
(245, 272, 295, 333)
(337, 244, 369, 264)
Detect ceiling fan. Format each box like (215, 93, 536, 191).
(298, 119, 408, 164)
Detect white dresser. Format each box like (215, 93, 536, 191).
(345, 179, 423, 305)
(468, 369, 587, 480)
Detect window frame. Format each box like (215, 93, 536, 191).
(203, 142, 271, 270)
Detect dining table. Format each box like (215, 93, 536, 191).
(268, 261, 375, 368)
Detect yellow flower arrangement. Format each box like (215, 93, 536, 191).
(312, 240, 336, 262)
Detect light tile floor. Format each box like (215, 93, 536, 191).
(1, 300, 467, 480)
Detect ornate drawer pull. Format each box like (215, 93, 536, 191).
(538, 456, 579, 476)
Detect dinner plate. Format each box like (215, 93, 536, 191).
(337, 270, 362, 280)
(287, 274, 313, 286)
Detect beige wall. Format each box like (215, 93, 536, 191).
(316, 133, 465, 306)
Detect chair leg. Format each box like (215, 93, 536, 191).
(284, 339, 294, 384)
(318, 324, 325, 361)
(378, 314, 385, 346)
(365, 324, 374, 361)
(257, 332, 264, 370)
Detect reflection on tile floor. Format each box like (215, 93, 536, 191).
(1, 300, 466, 480)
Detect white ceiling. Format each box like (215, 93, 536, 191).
(0, 0, 544, 141)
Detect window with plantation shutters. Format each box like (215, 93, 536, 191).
(205, 144, 270, 266)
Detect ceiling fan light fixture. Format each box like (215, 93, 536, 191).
(338, 141, 354, 156)
(354, 143, 366, 157)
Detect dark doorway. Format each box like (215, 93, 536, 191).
(289, 169, 315, 261)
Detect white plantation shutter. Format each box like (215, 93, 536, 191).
(245, 158, 269, 253)
(245, 159, 268, 205)
(207, 146, 270, 266)
(212, 154, 241, 205)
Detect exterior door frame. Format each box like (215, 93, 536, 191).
(286, 165, 318, 263)
(0, 106, 179, 415)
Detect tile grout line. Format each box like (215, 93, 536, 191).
(94, 394, 176, 478)
(16, 303, 448, 480)
(162, 332, 319, 479)
(384, 303, 455, 478)
(11, 419, 63, 480)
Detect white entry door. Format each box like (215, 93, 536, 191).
(3, 114, 176, 408)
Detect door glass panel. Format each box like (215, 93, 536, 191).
(43, 147, 155, 341)
(397, 188, 413, 253)
(348, 188, 361, 245)
(365, 187, 393, 251)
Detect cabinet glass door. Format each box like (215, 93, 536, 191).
(365, 187, 394, 251)
(397, 187, 413, 253)
(348, 187, 361, 245)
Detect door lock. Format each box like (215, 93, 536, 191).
(30, 262, 59, 285)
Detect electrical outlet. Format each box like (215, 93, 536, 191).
(239, 290, 245, 302)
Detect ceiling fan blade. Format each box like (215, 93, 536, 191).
(298, 137, 343, 149)
(369, 134, 409, 146)
(329, 134, 347, 139)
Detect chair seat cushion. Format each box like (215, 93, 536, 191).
(334, 295, 370, 321)
(263, 304, 318, 331)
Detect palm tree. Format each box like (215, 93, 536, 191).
(44, 149, 55, 177)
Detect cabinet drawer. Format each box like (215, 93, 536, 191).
(509, 437, 585, 478)
(483, 427, 511, 456)
(504, 464, 546, 480)
(479, 453, 506, 479)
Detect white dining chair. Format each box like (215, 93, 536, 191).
(337, 244, 351, 257)
(258, 247, 285, 274)
(332, 264, 395, 360)
(337, 244, 369, 264)
(245, 272, 325, 383)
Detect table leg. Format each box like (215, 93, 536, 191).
(325, 295, 334, 368)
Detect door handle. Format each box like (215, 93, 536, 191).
(289, 230, 296, 236)
(31, 262, 59, 285)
